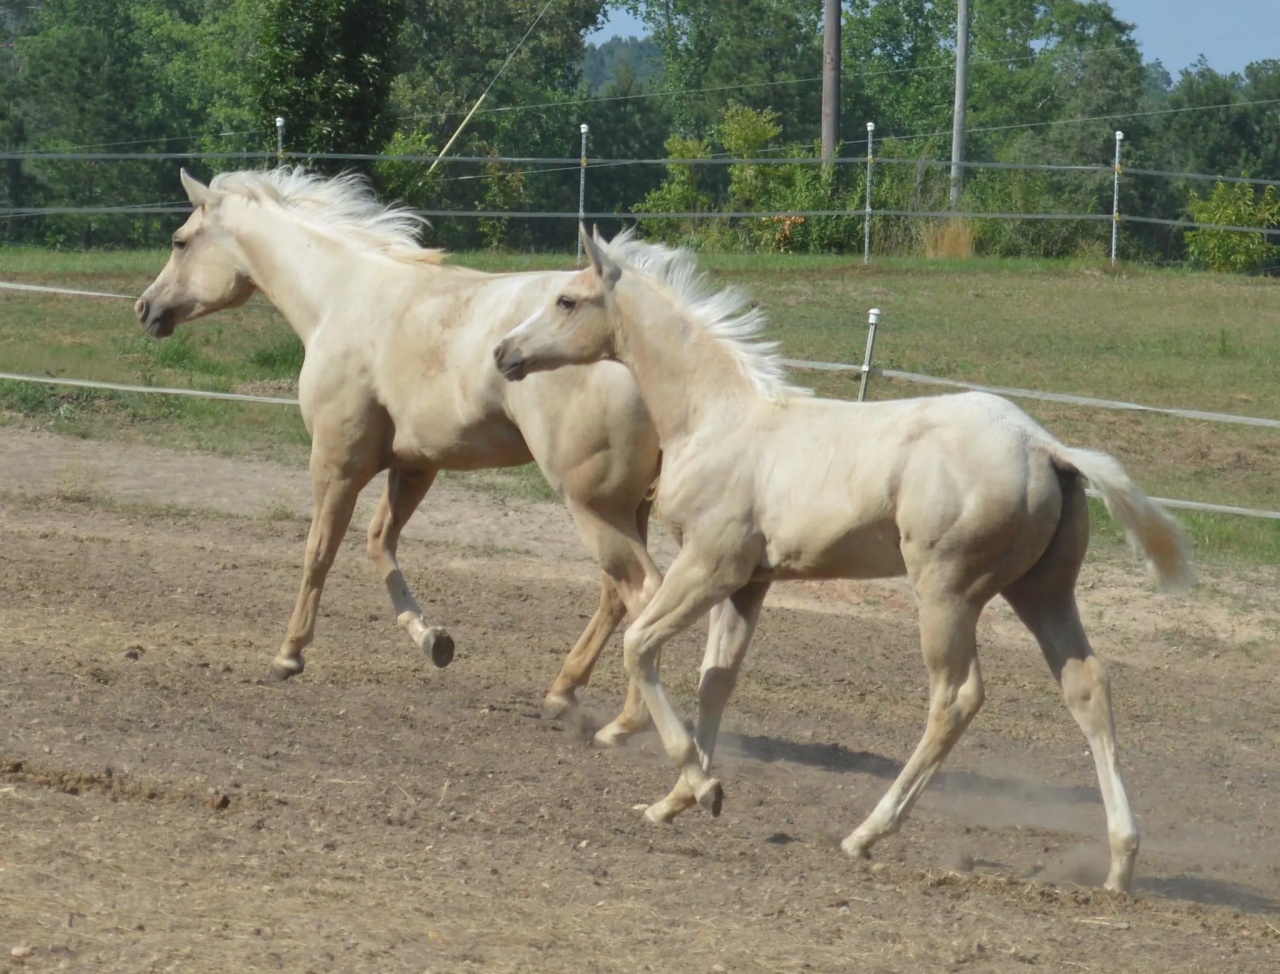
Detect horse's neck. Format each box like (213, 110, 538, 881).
(233, 206, 384, 346)
(615, 279, 759, 446)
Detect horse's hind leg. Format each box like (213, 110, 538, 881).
(365, 467, 455, 668)
(543, 574, 627, 717)
(1002, 483, 1139, 893)
(563, 499, 664, 747)
(842, 594, 986, 861)
(543, 498, 651, 717)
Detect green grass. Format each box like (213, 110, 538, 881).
(2, 246, 1278, 562)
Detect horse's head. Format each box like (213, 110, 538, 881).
(135, 169, 256, 338)
(494, 225, 622, 381)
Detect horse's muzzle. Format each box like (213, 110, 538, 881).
(493, 339, 527, 381)
(135, 297, 175, 338)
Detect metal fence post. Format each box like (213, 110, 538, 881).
(857, 307, 882, 402)
(577, 122, 589, 266)
(863, 122, 875, 265)
(1111, 130, 1124, 265)
(275, 116, 285, 166)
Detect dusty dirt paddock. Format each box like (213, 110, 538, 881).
(2, 428, 1279, 973)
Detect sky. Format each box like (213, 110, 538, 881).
(591, 2, 1280, 76)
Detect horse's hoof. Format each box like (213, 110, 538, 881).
(695, 778, 724, 817)
(840, 834, 872, 860)
(643, 801, 678, 825)
(593, 722, 631, 749)
(542, 692, 576, 720)
(268, 659, 303, 682)
(424, 628, 454, 668)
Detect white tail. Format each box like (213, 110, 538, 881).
(1052, 444, 1195, 594)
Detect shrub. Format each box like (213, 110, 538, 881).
(1186, 180, 1280, 274)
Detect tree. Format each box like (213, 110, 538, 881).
(583, 35, 663, 93)
(386, 0, 611, 248)
(13, 0, 172, 245)
(624, 0, 823, 141)
(131, 0, 265, 154)
(254, 0, 406, 162)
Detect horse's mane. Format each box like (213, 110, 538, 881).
(208, 167, 448, 265)
(601, 229, 812, 402)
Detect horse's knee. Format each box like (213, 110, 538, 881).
(622, 629, 658, 678)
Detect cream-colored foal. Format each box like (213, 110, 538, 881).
(493, 227, 1193, 893)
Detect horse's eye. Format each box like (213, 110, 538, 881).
(556, 295, 576, 311)
(173, 237, 187, 251)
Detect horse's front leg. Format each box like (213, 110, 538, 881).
(269, 455, 377, 681)
(643, 579, 770, 824)
(620, 546, 746, 816)
(365, 467, 454, 668)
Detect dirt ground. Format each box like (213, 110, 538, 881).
(2, 427, 1279, 973)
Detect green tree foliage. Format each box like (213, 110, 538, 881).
(11, 0, 173, 245)
(132, 0, 264, 154)
(3, 0, 1280, 262)
(254, 0, 406, 161)
(1186, 180, 1280, 273)
(624, 0, 822, 140)
(583, 36, 663, 92)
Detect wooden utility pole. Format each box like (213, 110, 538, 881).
(821, 0, 841, 161)
(949, 0, 970, 206)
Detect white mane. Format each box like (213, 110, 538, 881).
(601, 229, 811, 402)
(208, 167, 444, 263)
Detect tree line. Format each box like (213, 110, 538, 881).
(1, 0, 1277, 264)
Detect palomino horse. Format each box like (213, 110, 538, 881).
(493, 227, 1194, 893)
(134, 168, 663, 736)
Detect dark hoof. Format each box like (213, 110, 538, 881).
(426, 629, 454, 668)
(698, 779, 724, 818)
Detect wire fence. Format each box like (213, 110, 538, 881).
(1, 282, 1277, 521)
(2, 134, 1278, 262)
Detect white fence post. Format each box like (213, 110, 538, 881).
(275, 116, 285, 167)
(1111, 130, 1124, 265)
(577, 122, 589, 266)
(863, 121, 876, 265)
(857, 307, 882, 402)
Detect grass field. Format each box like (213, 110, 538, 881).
(2, 246, 1278, 561)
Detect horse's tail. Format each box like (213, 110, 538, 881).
(1048, 443, 1195, 595)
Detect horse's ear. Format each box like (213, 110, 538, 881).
(180, 168, 216, 209)
(580, 224, 620, 287)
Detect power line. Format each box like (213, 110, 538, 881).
(397, 45, 1131, 125)
(6, 130, 264, 155)
(888, 96, 1280, 145)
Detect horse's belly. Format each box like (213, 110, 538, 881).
(392, 418, 532, 471)
(759, 521, 905, 581)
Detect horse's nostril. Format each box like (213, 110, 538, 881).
(493, 341, 506, 363)
(135, 297, 149, 322)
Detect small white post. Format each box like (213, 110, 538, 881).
(863, 122, 876, 265)
(858, 307, 882, 402)
(577, 122, 590, 267)
(275, 116, 285, 166)
(1111, 130, 1124, 266)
